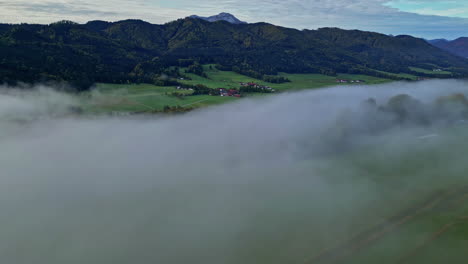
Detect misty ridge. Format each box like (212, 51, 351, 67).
(2, 79, 468, 263)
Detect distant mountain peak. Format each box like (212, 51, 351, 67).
(427, 39, 449, 45)
(189, 12, 247, 24)
(429, 37, 468, 58)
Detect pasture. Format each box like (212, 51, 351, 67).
(180, 64, 393, 91)
(410, 67, 453, 75)
(83, 83, 235, 112)
(82, 65, 435, 113)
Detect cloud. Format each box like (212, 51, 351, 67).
(178, 0, 468, 39)
(1, 80, 468, 263)
(0, 0, 191, 24)
(0, 0, 468, 39)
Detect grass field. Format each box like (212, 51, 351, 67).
(410, 67, 452, 75)
(82, 83, 236, 113)
(83, 65, 430, 113)
(343, 188, 468, 264)
(180, 65, 392, 91)
(83, 69, 393, 113)
(375, 70, 420, 80)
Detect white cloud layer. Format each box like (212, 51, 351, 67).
(1, 0, 468, 39)
(1, 80, 468, 263)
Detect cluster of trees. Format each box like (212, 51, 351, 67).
(185, 63, 207, 77)
(367, 93, 468, 126)
(229, 66, 290, 83)
(262, 75, 290, 83)
(178, 59, 196, 67)
(331, 93, 468, 140)
(323, 92, 468, 151)
(129, 58, 182, 85)
(1, 17, 467, 90)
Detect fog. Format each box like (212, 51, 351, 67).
(1, 80, 468, 264)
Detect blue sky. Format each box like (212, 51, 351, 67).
(386, 0, 468, 18)
(1, 0, 468, 39)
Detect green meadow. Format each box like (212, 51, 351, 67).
(410, 67, 452, 75)
(375, 70, 420, 80)
(180, 64, 392, 91)
(83, 83, 236, 113)
(84, 65, 395, 113)
(82, 64, 455, 114)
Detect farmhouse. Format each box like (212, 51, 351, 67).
(228, 89, 239, 96)
(218, 88, 228, 96)
(239, 82, 275, 92)
(218, 88, 241, 97)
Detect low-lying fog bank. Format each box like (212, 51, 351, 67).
(2, 80, 468, 264)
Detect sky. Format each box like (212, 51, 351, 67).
(0, 0, 468, 39)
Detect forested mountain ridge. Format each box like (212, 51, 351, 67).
(1, 16, 468, 90)
(430, 37, 468, 58)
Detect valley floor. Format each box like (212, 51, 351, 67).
(81, 65, 403, 113)
(302, 125, 468, 264)
(81, 64, 456, 114)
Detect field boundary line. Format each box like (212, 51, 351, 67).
(397, 216, 468, 264)
(304, 187, 458, 264)
(182, 99, 208, 107)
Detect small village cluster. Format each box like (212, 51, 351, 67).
(218, 88, 241, 97)
(335, 79, 366, 83)
(239, 82, 276, 92)
(216, 82, 277, 97)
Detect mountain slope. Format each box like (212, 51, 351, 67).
(1, 17, 468, 89)
(428, 39, 449, 45)
(431, 37, 468, 58)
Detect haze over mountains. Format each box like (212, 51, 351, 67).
(1, 13, 468, 89)
(430, 38, 468, 58)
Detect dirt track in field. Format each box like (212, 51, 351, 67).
(305, 186, 468, 264)
(396, 216, 468, 264)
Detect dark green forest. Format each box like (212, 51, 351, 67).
(1, 18, 468, 90)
